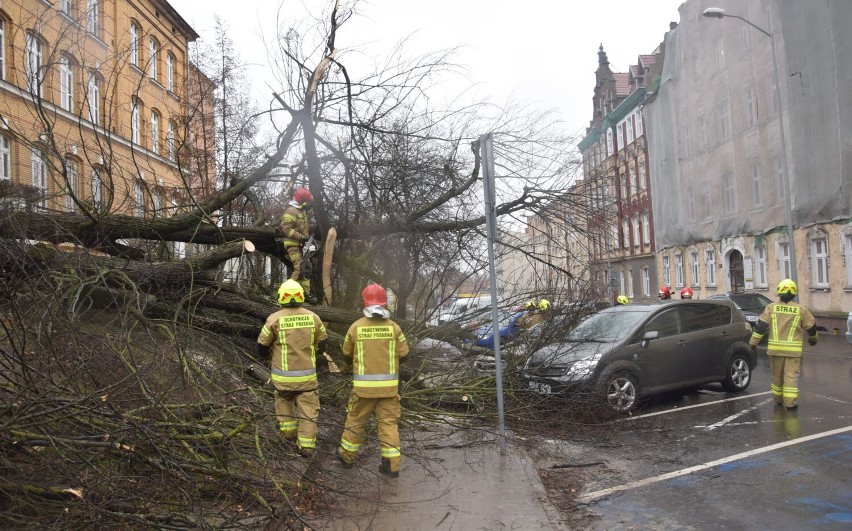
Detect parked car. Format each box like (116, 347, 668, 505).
(707, 292, 773, 328)
(468, 310, 527, 350)
(846, 312, 852, 345)
(522, 300, 755, 412)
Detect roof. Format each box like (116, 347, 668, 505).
(604, 88, 647, 127)
(153, 0, 200, 41)
(578, 126, 601, 152)
(613, 73, 630, 97)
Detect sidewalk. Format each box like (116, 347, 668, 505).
(316, 426, 564, 530)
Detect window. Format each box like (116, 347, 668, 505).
(810, 232, 829, 288)
(134, 181, 144, 216)
(714, 36, 725, 71)
(64, 158, 77, 211)
(843, 228, 852, 287)
(682, 305, 729, 332)
(153, 181, 162, 217)
(166, 53, 175, 91)
(632, 216, 639, 248)
(642, 212, 650, 245)
(638, 162, 646, 191)
(88, 73, 100, 125)
(636, 111, 643, 136)
(675, 252, 684, 287)
(625, 165, 632, 197)
(60, 0, 72, 16)
(60, 56, 74, 112)
(149, 37, 158, 80)
(642, 267, 650, 297)
(31, 148, 48, 209)
(25, 33, 44, 97)
(130, 22, 140, 67)
(777, 240, 791, 279)
(621, 172, 628, 200)
(754, 245, 768, 288)
(706, 248, 717, 286)
(723, 172, 736, 212)
(622, 219, 630, 249)
(716, 99, 731, 141)
(751, 165, 762, 206)
(626, 269, 634, 298)
(745, 86, 758, 127)
(150, 111, 159, 153)
(87, 0, 99, 35)
(626, 119, 634, 144)
(663, 255, 671, 286)
(91, 168, 103, 210)
(0, 135, 10, 180)
(131, 100, 140, 144)
(690, 251, 700, 286)
(167, 120, 176, 160)
(618, 270, 625, 296)
(645, 309, 680, 339)
(0, 19, 6, 80)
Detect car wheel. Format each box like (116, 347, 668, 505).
(722, 353, 752, 392)
(603, 371, 639, 412)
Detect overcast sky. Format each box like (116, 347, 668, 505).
(169, 0, 685, 137)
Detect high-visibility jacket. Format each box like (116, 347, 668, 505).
(258, 307, 327, 391)
(342, 316, 409, 398)
(749, 301, 816, 358)
(279, 204, 309, 248)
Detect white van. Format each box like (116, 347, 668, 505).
(435, 293, 492, 326)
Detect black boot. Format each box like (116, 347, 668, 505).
(378, 457, 399, 478)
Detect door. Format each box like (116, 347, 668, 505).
(677, 303, 729, 381)
(633, 308, 682, 390)
(729, 250, 745, 293)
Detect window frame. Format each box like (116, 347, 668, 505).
(31, 148, 48, 209)
(0, 18, 6, 81)
(705, 247, 717, 287)
(809, 232, 829, 288)
(842, 227, 852, 288)
(25, 32, 44, 97)
(60, 55, 74, 112)
(0, 134, 11, 180)
(131, 99, 141, 144)
(675, 251, 684, 287)
(777, 239, 791, 279)
(150, 110, 159, 153)
(130, 21, 140, 67)
(64, 157, 78, 211)
(87, 0, 99, 36)
(754, 245, 768, 288)
(690, 250, 700, 287)
(166, 52, 174, 91)
(87, 72, 100, 125)
(149, 36, 159, 81)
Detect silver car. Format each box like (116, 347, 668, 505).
(846, 312, 852, 345)
(522, 300, 755, 412)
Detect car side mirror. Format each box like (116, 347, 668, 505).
(641, 330, 659, 348)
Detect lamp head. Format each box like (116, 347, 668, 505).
(702, 7, 726, 18)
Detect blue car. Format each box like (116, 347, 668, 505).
(471, 310, 528, 349)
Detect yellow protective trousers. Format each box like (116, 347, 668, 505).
(769, 355, 801, 408)
(275, 389, 319, 452)
(285, 246, 311, 292)
(338, 393, 402, 472)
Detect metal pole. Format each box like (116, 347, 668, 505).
(480, 133, 506, 453)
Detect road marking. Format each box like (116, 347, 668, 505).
(815, 394, 850, 404)
(696, 399, 774, 430)
(617, 391, 773, 421)
(576, 425, 852, 503)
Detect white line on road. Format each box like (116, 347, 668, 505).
(576, 424, 852, 503)
(815, 394, 850, 404)
(617, 391, 773, 421)
(695, 398, 774, 430)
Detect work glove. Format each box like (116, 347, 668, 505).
(807, 336, 818, 346)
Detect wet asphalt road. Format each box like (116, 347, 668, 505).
(577, 333, 852, 530)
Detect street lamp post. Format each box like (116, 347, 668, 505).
(702, 7, 797, 284)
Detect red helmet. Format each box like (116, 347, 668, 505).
(659, 287, 671, 299)
(292, 187, 313, 205)
(680, 287, 694, 299)
(362, 284, 388, 306)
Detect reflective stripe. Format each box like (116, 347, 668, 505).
(298, 436, 316, 449)
(771, 384, 782, 396)
(279, 421, 297, 431)
(340, 438, 360, 452)
(353, 374, 397, 381)
(353, 379, 399, 388)
(766, 340, 802, 353)
(271, 367, 317, 383)
(786, 316, 800, 342)
(782, 386, 798, 398)
(381, 447, 401, 458)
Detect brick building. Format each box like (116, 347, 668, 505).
(0, 0, 208, 220)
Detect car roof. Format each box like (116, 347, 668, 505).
(600, 299, 737, 313)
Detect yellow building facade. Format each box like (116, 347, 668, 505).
(0, 0, 200, 215)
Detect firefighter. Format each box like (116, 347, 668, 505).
(749, 279, 818, 409)
(680, 287, 693, 299)
(257, 280, 328, 457)
(616, 295, 629, 305)
(337, 284, 409, 477)
(519, 298, 550, 330)
(279, 187, 318, 304)
(659, 286, 672, 300)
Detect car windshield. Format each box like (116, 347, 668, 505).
(730, 293, 772, 311)
(566, 309, 649, 343)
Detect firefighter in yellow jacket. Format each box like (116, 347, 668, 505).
(337, 284, 409, 477)
(279, 187, 317, 303)
(257, 280, 328, 456)
(749, 279, 818, 409)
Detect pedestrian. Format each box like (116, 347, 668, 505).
(680, 287, 693, 299)
(257, 280, 328, 456)
(616, 295, 629, 305)
(337, 284, 409, 477)
(659, 286, 672, 300)
(748, 279, 818, 409)
(279, 187, 318, 304)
